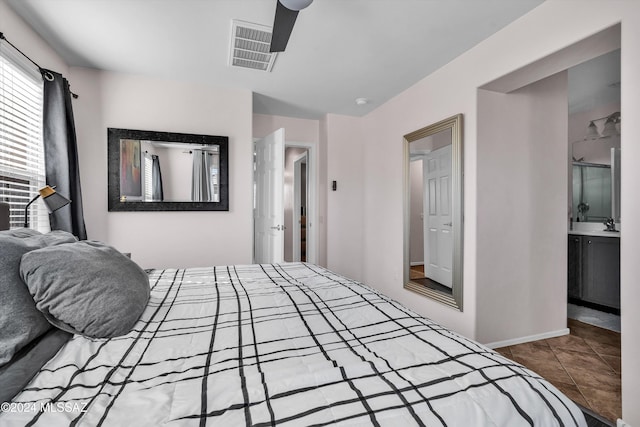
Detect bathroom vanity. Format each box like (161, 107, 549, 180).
(568, 146, 621, 313)
(568, 230, 620, 312)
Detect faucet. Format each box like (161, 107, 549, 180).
(603, 217, 617, 232)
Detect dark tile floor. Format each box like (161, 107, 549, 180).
(495, 319, 621, 423)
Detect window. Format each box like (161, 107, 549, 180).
(0, 41, 48, 231)
(143, 152, 153, 201)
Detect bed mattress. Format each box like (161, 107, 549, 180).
(2, 263, 586, 426)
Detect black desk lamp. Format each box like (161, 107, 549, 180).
(24, 185, 71, 228)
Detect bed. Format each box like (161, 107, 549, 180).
(0, 254, 587, 426)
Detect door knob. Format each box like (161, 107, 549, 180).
(444, 222, 453, 226)
(270, 225, 281, 231)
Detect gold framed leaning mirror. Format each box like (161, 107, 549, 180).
(403, 114, 463, 310)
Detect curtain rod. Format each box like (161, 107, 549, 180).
(0, 32, 79, 99)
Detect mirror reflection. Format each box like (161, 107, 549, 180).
(571, 144, 621, 224)
(119, 140, 220, 203)
(404, 114, 463, 310)
(572, 162, 611, 222)
(409, 128, 453, 292)
(108, 128, 229, 212)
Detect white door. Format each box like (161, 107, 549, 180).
(254, 129, 285, 263)
(424, 145, 453, 287)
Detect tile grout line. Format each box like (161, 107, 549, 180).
(583, 339, 620, 377)
(563, 322, 622, 422)
(495, 321, 621, 422)
(545, 338, 594, 412)
(551, 335, 596, 412)
(570, 319, 621, 375)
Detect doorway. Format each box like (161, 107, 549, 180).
(253, 128, 317, 264)
(292, 150, 308, 262)
(285, 147, 309, 262)
(476, 25, 622, 422)
(567, 49, 621, 333)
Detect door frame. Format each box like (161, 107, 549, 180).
(287, 141, 317, 264)
(252, 138, 318, 265)
(292, 150, 308, 262)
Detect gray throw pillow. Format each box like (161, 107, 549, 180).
(1, 228, 42, 239)
(0, 230, 77, 367)
(27, 230, 79, 247)
(20, 241, 150, 338)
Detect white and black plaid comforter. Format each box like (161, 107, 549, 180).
(3, 263, 586, 426)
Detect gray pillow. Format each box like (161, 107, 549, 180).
(1, 228, 42, 239)
(20, 241, 150, 338)
(0, 230, 77, 367)
(27, 230, 79, 247)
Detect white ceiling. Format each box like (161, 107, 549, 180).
(7, 0, 546, 119)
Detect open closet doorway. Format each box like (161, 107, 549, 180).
(253, 128, 317, 265)
(285, 143, 316, 263)
(291, 150, 308, 262)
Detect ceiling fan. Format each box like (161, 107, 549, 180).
(269, 0, 314, 52)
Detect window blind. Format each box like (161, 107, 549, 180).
(0, 40, 48, 232)
(144, 152, 153, 201)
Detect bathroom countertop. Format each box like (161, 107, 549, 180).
(568, 229, 620, 238)
(569, 222, 620, 237)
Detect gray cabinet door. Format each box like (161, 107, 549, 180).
(567, 235, 582, 299)
(582, 236, 620, 309)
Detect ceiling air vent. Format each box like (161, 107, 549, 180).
(229, 20, 277, 72)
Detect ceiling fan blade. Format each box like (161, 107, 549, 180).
(270, 1, 299, 52)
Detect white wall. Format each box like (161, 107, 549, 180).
(476, 72, 568, 344)
(253, 114, 319, 144)
(0, 0, 67, 79)
(70, 68, 254, 269)
(326, 114, 364, 281)
(324, 1, 640, 423)
(620, 15, 640, 424)
(318, 117, 328, 268)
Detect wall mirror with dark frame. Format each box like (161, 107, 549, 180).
(403, 114, 463, 310)
(108, 128, 229, 211)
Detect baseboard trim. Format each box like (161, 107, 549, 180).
(410, 262, 424, 267)
(484, 328, 570, 349)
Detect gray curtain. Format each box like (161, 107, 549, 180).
(41, 69, 87, 240)
(151, 154, 163, 201)
(191, 150, 211, 202)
